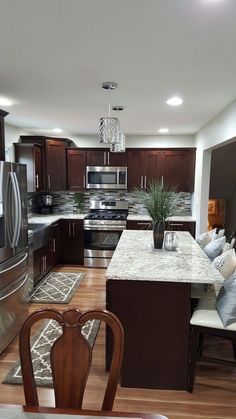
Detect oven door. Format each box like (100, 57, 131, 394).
(84, 228, 123, 268)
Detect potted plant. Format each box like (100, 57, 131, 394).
(74, 192, 85, 213)
(137, 181, 175, 248)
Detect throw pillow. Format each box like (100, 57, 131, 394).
(203, 236, 226, 261)
(210, 228, 225, 240)
(212, 249, 236, 279)
(196, 232, 212, 249)
(208, 228, 217, 239)
(223, 238, 236, 253)
(216, 270, 236, 327)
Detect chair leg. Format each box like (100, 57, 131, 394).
(232, 339, 236, 361)
(188, 326, 200, 392)
(198, 332, 204, 356)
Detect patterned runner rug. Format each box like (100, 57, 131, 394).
(29, 271, 85, 303)
(3, 317, 100, 387)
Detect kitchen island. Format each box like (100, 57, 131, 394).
(105, 230, 224, 391)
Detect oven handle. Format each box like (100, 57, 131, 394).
(84, 226, 126, 231)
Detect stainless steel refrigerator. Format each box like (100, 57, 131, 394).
(0, 161, 29, 354)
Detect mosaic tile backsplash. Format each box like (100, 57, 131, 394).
(27, 190, 192, 216)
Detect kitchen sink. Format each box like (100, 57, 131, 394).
(28, 223, 51, 250)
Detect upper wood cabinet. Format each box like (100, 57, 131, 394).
(45, 139, 66, 191)
(127, 148, 195, 192)
(20, 136, 70, 191)
(14, 143, 44, 192)
(86, 149, 127, 166)
(66, 148, 86, 191)
(0, 109, 9, 161)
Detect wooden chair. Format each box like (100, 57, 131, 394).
(188, 298, 236, 392)
(19, 307, 124, 410)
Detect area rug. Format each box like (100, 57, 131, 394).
(3, 317, 100, 387)
(29, 272, 85, 303)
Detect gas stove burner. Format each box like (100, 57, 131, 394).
(85, 211, 127, 221)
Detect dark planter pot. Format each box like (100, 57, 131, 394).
(153, 220, 165, 249)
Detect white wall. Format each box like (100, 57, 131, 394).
(5, 123, 32, 161)
(194, 99, 236, 236)
(70, 134, 195, 148)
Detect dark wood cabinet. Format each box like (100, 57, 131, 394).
(164, 150, 195, 192)
(14, 143, 44, 192)
(86, 149, 127, 166)
(20, 136, 69, 191)
(127, 148, 195, 192)
(0, 109, 9, 161)
(66, 148, 86, 190)
(59, 219, 84, 264)
(45, 139, 66, 191)
(127, 219, 195, 238)
(33, 242, 53, 285)
(51, 222, 60, 267)
(165, 220, 196, 238)
(126, 220, 152, 230)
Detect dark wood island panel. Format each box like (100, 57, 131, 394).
(106, 279, 191, 390)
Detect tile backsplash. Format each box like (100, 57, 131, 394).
(28, 190, 192, 216)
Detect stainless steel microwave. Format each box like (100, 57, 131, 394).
(86, 166, 127, 189)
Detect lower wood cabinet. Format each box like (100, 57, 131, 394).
(59, 219, 84, 264)
(127, 219, 196, 238)
(33, 242, 53, 286)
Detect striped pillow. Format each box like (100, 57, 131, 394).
(212, 249, 236, 279)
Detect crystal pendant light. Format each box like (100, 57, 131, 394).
(99, 82, 120, 144)
(110, 132, 126, 152)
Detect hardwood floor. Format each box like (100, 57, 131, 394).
(0, 266, 235, 419)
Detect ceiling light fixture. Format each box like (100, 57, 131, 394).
(158, 128, 169, 134)
(99, 82, 120, 144)
(166, 96, 183, 106)
(0, 97, 13, 107)
(53, 128, 63, 133)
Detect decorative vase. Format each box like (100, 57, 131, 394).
(153, 220, 165, 249)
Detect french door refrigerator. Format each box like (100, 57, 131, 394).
(0, 161, 29, 354)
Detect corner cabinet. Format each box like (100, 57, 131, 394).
(127, 148, 196, 192)
(14, 143, 44, 192)
(20, 136, 69, 191)
(66, 148, 86, 191)
(59, 219, 84, 264)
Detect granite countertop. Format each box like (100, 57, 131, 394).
(127, 214, 196, 222)
(28, 213, 88, 224)
(29, 213, 196, 224)
(105, 230, 224, 285)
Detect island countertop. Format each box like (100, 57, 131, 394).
(105, 230, 224, 285)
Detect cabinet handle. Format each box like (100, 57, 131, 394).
(161, 175, 164, 188)
(48, 174, 51, 190)
(169, 223, 184, 227)
(83, 174, 85, 188)
(52, 238, 56, 252)
(68, 222, 71, 237)
(107, 152, 110, 165)
(35, 174, 39, 189)
(44, 255, 47, 270)
(104, 152, 106, 165)
(141, 176, 143, 188)
(137, 222, 151, 225)
(144, 176, 147, 189)
(72, 222, 75, 237)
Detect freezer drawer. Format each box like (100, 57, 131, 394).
(0, 272, 29, 354)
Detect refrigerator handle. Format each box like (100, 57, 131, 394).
(9, 172, 19, 247)
(12, 171, 22, 246)
(0, 274, 28, 301)
(0, 252, 28, 275)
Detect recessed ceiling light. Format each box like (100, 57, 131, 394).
(0, 97, 13, 107)
(166, 96, 183, 106)
(53, 128, 63, 133)
(158, 128, 169, 134)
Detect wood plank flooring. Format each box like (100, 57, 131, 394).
(0, 266, 235, 419)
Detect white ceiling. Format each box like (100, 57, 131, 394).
(1, 0, 236, 137)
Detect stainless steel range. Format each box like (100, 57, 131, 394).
(84, 199, 128, 268)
